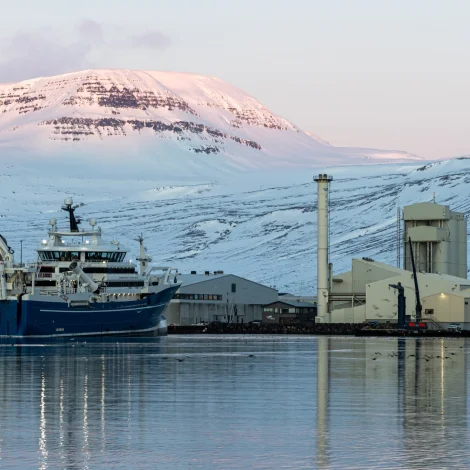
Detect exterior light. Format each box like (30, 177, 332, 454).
(42, 240, 47, 244)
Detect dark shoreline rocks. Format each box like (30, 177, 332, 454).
(168, 323, 469, 337)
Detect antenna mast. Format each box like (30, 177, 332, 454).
(61, 197, 81, 232)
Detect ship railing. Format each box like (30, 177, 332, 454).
(37, 273, 54, 279)
(40, 290, 57, 295)
(144, 266, 180, 285)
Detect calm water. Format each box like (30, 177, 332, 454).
(0, 335, 468, 469)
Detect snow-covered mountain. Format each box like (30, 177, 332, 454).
(0, 157, 469, 295)
(3, 69, 459, 295)
(0, 69, 420, 179)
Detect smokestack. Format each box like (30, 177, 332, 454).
(314, 174, 333, 321)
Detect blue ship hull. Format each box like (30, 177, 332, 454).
(0, 285, 178, 338)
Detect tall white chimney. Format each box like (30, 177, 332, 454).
(314, 174, 333, 322)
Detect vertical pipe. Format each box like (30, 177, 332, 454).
(397, 206, 401, 268)
(0, 264, 6, 300)
(430, 242, 433, 274)
(328, 262, 333, 313)
(314, 174, 333, 321)
(427, 242, 430, 272)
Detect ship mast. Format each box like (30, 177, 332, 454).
(135, 233, 152, 275)
(61, 198, 81, 232)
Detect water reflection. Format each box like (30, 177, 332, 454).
(316, 337, 330, 468)
(315, 337, 468, 469)
(0, 340, 166, 469)
(399, 338, 467, 469)
(0, 336, 468, 469)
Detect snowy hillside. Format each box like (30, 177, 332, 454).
(0, 69, 420, 178)
(0, 158, 469, 294)
(1, 68, 454, 294)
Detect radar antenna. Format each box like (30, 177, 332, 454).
(134, 233, 152, 275)
(134, 233, 144, 245)
(61, 197, 81, 232)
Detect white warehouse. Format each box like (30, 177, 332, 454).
(165, 272, 278, 325)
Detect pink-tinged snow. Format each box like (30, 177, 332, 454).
(0, 69, 421, 179)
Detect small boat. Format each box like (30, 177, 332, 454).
(0, 198, 180, 338)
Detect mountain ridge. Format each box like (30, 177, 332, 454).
(0, 68, 421, 177)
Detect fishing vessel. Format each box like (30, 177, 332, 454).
(0, 198, 180, 338)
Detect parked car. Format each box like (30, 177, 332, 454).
(249, 320, 262, 325)
(448, 323, 462, 331)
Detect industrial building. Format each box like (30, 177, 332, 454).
(165, 272, 278, 325)
(404, 202, 467, 278)
(262, 299, 316, 324)
(314, 173, 470, 329)
(327, 259, 470, 326)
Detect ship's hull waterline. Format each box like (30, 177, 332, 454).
(0, 286, 178, 338)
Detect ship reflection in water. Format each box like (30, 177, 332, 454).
(0, 336, 468, 469)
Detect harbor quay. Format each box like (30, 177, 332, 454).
(168, 322, 470, 337)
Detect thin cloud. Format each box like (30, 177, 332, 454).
(131, 31, 171, 50)
(76, 19, 104, 44)
(0, 21, 171, 83)
(0, 30, 93, 82)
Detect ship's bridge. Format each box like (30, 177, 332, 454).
(36, 204, 129, 264)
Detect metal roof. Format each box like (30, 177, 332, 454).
(178, 273, 278, 291)
(264, 300, 315, 308)
(178, 273, 228, 286)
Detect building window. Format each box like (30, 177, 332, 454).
(175, 293, 223, 301)
(425, 309, 434, 315)
(231, 283, 236, 293)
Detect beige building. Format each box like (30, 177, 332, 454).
(316, 200, 469, 328)
(403, 202, 467, 278)
(324, 258, 470, 329)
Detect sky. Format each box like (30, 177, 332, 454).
(1, 0, 469, 160)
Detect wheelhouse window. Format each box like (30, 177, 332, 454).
(85, 252, 126, 262)
(39, 251, 76, 261)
